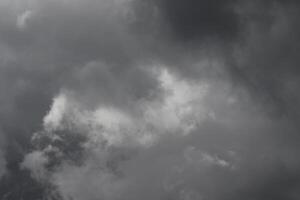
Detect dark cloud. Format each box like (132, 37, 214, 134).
(230, 0, 300, 119)
(154, 0, 240, 41)
(0, 0, 299, 200)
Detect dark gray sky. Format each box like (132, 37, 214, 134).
(0, 0, 300, 200)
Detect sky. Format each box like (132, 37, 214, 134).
(0, 0, 300, 200)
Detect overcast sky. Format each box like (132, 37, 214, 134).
(0, 0, 300, 200)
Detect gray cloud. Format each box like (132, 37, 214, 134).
(231, 1, 300, 119)
(147, 0, 240, 41)
(0, 0, 299, 200)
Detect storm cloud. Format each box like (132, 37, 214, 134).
(0, 0, 300, 200)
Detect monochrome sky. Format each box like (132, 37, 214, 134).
(0, 0, 300, 200)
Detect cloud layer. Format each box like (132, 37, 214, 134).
(0, 0, 300, 200)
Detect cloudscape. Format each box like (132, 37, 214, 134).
(0, 0, 300, 199)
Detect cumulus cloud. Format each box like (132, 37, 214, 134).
(21, 151, 48, 181)
(22, 67, 300, 200)
(35, 67, 210, 149)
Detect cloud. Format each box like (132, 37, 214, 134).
(151, 0, 240, 41)
(0, 152, 6, 179)
(22, 66, 300, 200)
(16, 10, 32, 29)
(0, 0, 299, 200)
(35, 67, 211, 148)
(52, 161, 127, 200)
(183, 146, 231, 168)
(43, 93, 68, 132)
(231, 1, 300, 119)
(21, 151, 48, 181)
(0, 129, 7, 180)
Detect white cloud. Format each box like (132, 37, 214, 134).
(92, 107, 134, 146)
(24, 66, 252, 200)
(21, 151, 48, 181)
(43, 93, 68, 131)
(142, 68, 209, 135)
(21, 66, 214, 200)
(184, 146, 230, 168)
(40, 67, 210, 149)
(17, 10, 32, 29)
